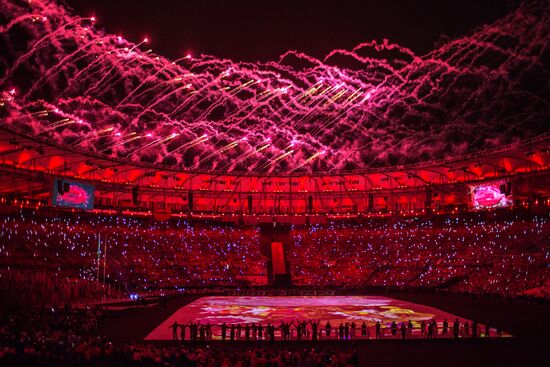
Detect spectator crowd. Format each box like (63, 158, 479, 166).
(0, 209, 548, 307)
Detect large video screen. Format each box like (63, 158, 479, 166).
(469, 180, 512, 210)
(51, 178, 95, 210)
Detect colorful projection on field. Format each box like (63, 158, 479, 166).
(145, 295, 474, 340)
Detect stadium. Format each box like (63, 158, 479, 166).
(0, 0, 549, 366)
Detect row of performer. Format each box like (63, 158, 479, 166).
(169, 319, 503, 341)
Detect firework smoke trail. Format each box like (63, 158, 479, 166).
(84, 39, 151, 96)
(255, 141, 296, 171)
(0, 13, 46, 33)
(73, 126, 114, 146)
(0, 0, 549, 173)
(59, 45, 121, 98)
(94, 130, 131, 151)
(132, 82, 194, 125)
(23, 35, 112, 101)
(223, 88, 291, 134)
(119, 73, 189, 108)
(36, 118, 75, 134)
(310, 89, 368, 136)
(0, 13, 93, 85)
(256, 149, 295, 172)
(218, 140, 272, 172)
(158, 134, 209, 161)
(193, 137, 248, 168)
(173, 78, 258, 118)
(192, 77, 262, 123)
(119, 55, 191, 105)
(101, 132, 143, 153)
(128, 133, 180, 157)
(291, 150, 327, 172)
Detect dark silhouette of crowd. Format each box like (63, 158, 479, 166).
(0, 308, 360, 367)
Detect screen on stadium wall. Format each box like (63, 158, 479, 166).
(469, 180, 512, 210)
(51, 179, 95, 210)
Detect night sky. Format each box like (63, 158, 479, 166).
(63, 0, 520, 62)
